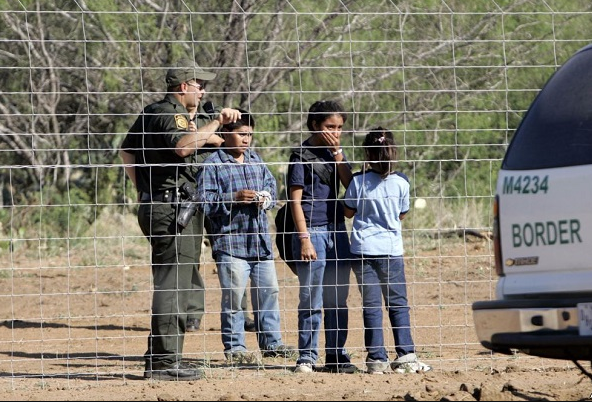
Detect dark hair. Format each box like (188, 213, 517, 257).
(220, 108, 255, 132)
(362, 126, 397, 179)
(306, 100, 347, 132)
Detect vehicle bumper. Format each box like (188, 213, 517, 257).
(472, 299, 592, 360)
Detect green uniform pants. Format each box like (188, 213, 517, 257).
(138, 202, 205, 365)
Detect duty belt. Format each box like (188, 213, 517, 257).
(140, 189, 179, 203)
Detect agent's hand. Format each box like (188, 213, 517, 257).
(188, 120, 197, 132)
(235, 189, 258, 204)
(218, 108, 241, 125)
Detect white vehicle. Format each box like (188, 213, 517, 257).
(472, 43, 592, 361)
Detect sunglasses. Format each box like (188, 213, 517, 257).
(186, 81, 206, 91)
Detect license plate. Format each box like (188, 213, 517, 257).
(577, 303, 592, 336)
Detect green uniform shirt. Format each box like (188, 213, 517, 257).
(122, 94, 220, 193)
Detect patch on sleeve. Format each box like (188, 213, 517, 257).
(174, 114, 188, 129)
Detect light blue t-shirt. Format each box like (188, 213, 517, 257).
(344, 170, 410, 256)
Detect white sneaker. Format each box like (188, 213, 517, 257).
(390, 353, 432, 374)
(294, 362, 314, 373)
(366, 358, 389, 374)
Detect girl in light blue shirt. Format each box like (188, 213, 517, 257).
(344, 127, 431, 375)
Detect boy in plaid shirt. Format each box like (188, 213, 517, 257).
(196, 109, 294, 363)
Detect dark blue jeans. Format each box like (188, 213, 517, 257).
(292, 222, 352, 365)
(352, 255, 415, 361)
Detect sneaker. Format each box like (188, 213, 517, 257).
(366, 358, 389, 375)
(224, 350, 260, 365)
(186, 318, 200, 332)
(390, 353, 432, 374)
(244, 317, 256, 332)
(323, 362, 359, 374)
(294, 362, 315, 373)
(144, 361, 204, 381)
(262, 344, 297, 358)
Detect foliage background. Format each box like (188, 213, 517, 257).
(1, 0, 592, 248)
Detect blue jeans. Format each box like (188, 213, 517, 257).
(352, 255, 415, 361)
(292, 222, 352, 365)
(216, 253, 284, 353)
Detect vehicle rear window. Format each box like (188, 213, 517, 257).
(503, 46, 592, 170)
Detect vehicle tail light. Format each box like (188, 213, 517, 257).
(493, 195, 503, 276)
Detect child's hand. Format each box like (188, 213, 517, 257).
(318, 131, 341, 154)
(300, 241, 317, 262)
(235, 189, 258, 204)
(255, 190, 272, 210)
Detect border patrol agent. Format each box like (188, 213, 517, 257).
(120, 59, 241, 381)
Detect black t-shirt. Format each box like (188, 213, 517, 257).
(287, 139, 349, 227)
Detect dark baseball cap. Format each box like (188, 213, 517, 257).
(165, 59, 217, 86)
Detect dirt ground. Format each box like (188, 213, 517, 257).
(1, 213, 592, 401)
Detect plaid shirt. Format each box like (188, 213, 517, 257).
(196, 148, 277, 259)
